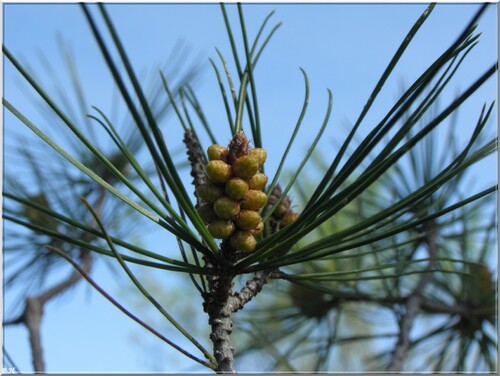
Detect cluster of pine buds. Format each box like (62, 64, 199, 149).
(196, 132, 268, 253)
(267, 185, 299, 230)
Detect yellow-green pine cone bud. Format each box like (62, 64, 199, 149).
(281, 211, 299, 226)
(274, 203, 289, 218)
(252, 221, 264, 236)
(230, 230, 257, 253)
(214, 196, 241, 219)
(248, 172, 268, 190)
(225, 178, 249, 200)
(248, 148, 267, 166)
(241, 190, 268, 210)
(207, 145, 229, 162)
(232, 156, 259, 180)
(235, 210, 262, 231)
(206, 160, 232, 184)
(196, 183, 224, 204)
(197, 204, 217, 224)
(208, 220, 235, 239)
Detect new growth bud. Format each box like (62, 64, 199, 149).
(206, 160, 232, 184)
(248, 173, 268, 190)
(197, 131, 269, 254)
(281, 211, 299, 226)
(248, 148, 267, 166)
(232, 156, 260, 179)
(235, 210, 262, 230)
(214, 196, 241, 219)
(225, 178, 249, 200)
(207, 145, 229, 162)
(267, 184, 300, 230)
(196, 183, 224, 204)
(230, 230, 257, 253)
(208, 220, 235, 239)
(241, 190, 267, 211)
(197, 204, 217, 224)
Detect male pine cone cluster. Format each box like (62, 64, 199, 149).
(267, 185, 300, 230)
(196, 132, 268, 253)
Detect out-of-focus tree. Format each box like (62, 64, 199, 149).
(3, 33, 200, 372)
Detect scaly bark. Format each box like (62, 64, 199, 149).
(229, 269, 282, 314)
(204, 266, 284, 372)
(205, 257, 237, 373)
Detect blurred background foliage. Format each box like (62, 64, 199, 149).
(231, 114, 497, 371)
(4, 35, 201, 314)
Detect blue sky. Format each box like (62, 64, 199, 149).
(3, 2, 498, 373)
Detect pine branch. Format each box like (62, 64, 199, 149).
(38, 250, 92, 304)
(387, 226, 439, 371)
(24, 297, 44, 372)
(204, 259, 237, 373)
(6, 248, 93, 372)
(229, 269, 284, 314)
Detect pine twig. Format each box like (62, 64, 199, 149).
(387, 227, 439, 371)
(14, 249, 93, 372)
(205, 260, 237, 373)
(24, 297, 44, 372)
(229, 269, 284, 314)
